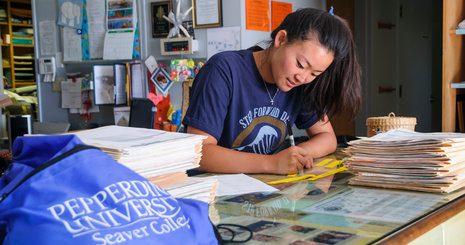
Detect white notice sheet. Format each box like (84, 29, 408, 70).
(38, 20, 57, 56)
(61, 79, 82, 108)
(86, 0, 106, 59)
(103, 30, 135, 60)
(205, 174, 279, 197)
(62, 26, 82, 62)
(207, 26, 240, 59)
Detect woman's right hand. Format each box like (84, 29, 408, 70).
(271, 146, 313, 174)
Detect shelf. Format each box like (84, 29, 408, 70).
(0, 0, 31, 3)
(451, 82, 465, 88)
(11, 23, 32, 27)
(2, 65, 11, 69)
(15, 73, 34, 77)
(63, 59, 135, 64)
(12, 44, 33, 48)
(0, 0, 34, 89)
(12, 0, 30, 4)
(456, 28, 465, 35)
(15, 82, 35, 86)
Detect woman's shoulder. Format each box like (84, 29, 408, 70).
(208, 49, 254, 65)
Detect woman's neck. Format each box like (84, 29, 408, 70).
(253, 49, 275, 84)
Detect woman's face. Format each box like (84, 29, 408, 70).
(271, 31, 334, 92)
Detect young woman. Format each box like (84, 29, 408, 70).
(182, 8, 361, 174)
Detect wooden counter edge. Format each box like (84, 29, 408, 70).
(376, 193, 465, 244)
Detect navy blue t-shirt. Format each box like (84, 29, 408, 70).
(183, 49, 318, 154)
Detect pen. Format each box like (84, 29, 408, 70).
(286, 119, 302, 176)
(286, 119, 295, 146)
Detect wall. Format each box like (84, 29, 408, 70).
(143, 0, 325, 129)
(142, 0, 325, 58)
(33, 0, 67, 124)
(33, 0, 145, 129)
(34, 0, 325, 130)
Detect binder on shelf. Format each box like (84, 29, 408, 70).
(114, 63, 127, 105)
(128, 62, 145, 100)
(92, 63, 131, 106)
(92, 64, 115, 105)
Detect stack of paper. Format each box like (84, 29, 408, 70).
(163, 177, 219, 204)
(344, 129, 465, 193)
(71, 125, 206, 187)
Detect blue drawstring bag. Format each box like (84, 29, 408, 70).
(0, 135, 219, 244)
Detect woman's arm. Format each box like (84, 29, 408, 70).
(297, 115, 338, 168)
(187, 117, 337, 174)
(187, 126, 311, 174)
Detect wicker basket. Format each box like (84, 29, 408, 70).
(366, 112, 416, 137)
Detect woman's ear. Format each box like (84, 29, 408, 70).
(274, 30, 288, 48)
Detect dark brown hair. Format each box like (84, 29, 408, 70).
(270, 8, 361, 120)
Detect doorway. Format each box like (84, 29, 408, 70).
(354, 0, 442, 134)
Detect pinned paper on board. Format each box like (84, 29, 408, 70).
(206, 26, 240, 59)
(61, 79, 82, 108)
(145, 55, 158, 74)
(271, 1, 292, 30)
(245, 0, 270, 32)
(151, 68, 173, 97)
(103, 0, 137, 60)
(86, 0, 106, 59)
(107, 0, 135, 30)
(62, 26, 82, 62)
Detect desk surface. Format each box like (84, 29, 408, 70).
(209, 156, 465, 244)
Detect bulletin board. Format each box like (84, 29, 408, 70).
(54, 0, 140, 62)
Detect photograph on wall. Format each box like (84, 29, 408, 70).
(150, 68, 172, 97)
(182, 20, 195, 38)
(151, 1, 172, 37)
(192, 0, 222, 28)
